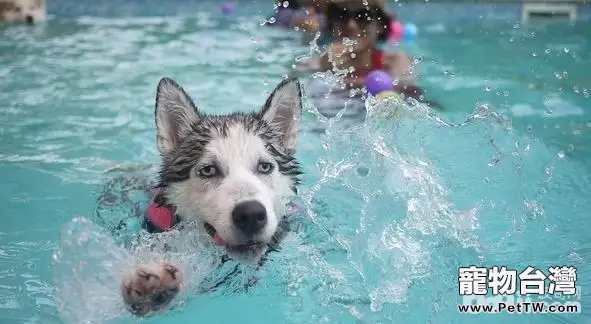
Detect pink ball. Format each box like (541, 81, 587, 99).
(389, 21, 403, 43)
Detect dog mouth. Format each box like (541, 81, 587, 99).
(203, 222, 267, 254)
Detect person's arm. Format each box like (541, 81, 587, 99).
(384, 52, 416, 84)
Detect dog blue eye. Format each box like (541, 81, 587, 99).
(198, 165, 217, 177)
(257, 162, 273, 174)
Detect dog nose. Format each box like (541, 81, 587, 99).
(25, 15, 33, 24)
(232, 201, 267, 235)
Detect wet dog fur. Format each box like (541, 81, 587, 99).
(121, 76, 303, 316)
(0, 0, 45, 24)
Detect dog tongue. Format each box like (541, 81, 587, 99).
(213, 233, 225, 246)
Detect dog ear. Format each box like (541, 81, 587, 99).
(154, 77, 199, 154)
(261, 77, 302, 154)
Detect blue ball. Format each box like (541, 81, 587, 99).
(365, 70, 394, 96)
(403, 23, 418, 41)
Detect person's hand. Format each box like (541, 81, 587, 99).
(325, 38, 372, 71)
(384, 52, 416, 83)
(325, 42, 356, 71)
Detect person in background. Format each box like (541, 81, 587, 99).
(269, 0, 333, 73)
(266, 0, 328, 36)
(319, 0, 431, 103)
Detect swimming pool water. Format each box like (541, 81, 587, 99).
(1, 1, 590, 323)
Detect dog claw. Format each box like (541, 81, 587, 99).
(137, 269, 159, 281)
(163, 264, 178, 280)
(121, 263, 183, 316)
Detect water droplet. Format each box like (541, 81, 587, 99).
(557, 151, 565, 159)
(545, 166, 553, 179)
(532, 52, 538, 57)
(350, 52, 357, 59)
(484, 85, 491, 92)
(564, 47, 570, 53)
(268, 17, 276, 24)
(540, 187, 547, 194)
(568, 144, 574, 152)
(544, 48, 551, 54)
(527, 125, 533, 132)
(282, 1, 289, 8)
(544, 107, 552, 116)
(483, 177, 490, 184)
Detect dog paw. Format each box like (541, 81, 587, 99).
(121, 262, 183, 316)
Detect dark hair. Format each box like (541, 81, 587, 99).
(277, 0, 301, 9)
(325, 3, 392, 42)
(376, 9, 392, 42)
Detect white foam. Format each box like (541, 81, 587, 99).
(53, 217, 216, 324)
(509, 95, 584, 118)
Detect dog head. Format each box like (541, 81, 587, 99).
(154, 77, 302, 264)
(0, 0, 46, 24)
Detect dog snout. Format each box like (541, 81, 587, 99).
(25, 15, 33, 24)
(231, 200, 267, 235)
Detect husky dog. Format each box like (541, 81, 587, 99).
(121, 76, 303, 316)
(0, 0, 46, 24)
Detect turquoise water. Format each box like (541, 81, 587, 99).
(1, 1, 591, 323)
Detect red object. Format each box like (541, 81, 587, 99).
(371, 48, 385, 70)
(389, 21, 404, 42)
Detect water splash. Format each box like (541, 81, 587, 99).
(294, 69, 560, 317)
(52, 217, 218, 324)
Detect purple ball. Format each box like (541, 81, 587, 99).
(365, 70, 394, 96)
(220, 3, 235, 15)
